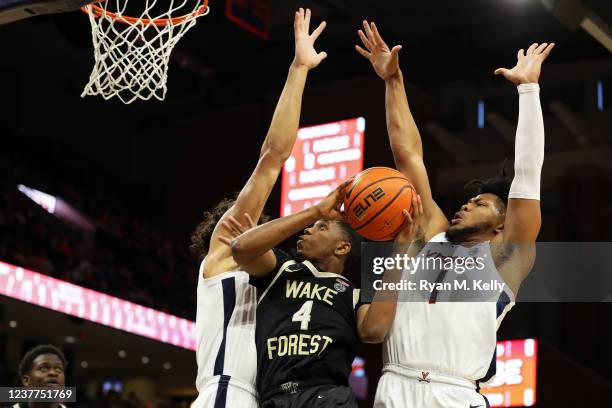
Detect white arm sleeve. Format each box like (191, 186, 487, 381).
(509, 83, 544, 200)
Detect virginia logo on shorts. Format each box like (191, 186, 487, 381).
(334, 278, 349, 292)
(418, 371, 431, 383)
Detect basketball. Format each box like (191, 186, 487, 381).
(344, 167, 415, 241)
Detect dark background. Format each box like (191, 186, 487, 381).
(0, 0, 611, 406)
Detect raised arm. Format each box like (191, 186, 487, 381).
(357, 194, 425, 343)
(495, 42, 554, 246)
(493, 42, 554, 291)
(356, 21, 449, 239)
(204, 8, 328, 278)
(231, 180, 350, 277)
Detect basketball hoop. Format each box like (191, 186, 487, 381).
(81, 0, 210, 104)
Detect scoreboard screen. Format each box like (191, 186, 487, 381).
(481, 338, 538, 407)
(281, 117, 365, 216)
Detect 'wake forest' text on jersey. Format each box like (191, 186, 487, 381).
(250, 249, 366, 401)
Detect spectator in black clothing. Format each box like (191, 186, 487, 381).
(10, 344, 69, 408)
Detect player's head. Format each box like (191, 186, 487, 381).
(18, 344, 67, 388)
(297, 219, 361, 272)
(447, 162, 511, 243)
(190, 194, 269, 259)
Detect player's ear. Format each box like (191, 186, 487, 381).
(494, 221, 504, 235)
(334, 241, 352, 257)
(21, 375, 30, 386)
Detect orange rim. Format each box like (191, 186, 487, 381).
(81, 0, 209, 26)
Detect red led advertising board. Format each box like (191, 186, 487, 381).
(481, 338, 538, 407)
(0, 261, 196, 350)
(281, 117, 365, 216)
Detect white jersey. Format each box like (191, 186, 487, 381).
(193, 259, 258, 407)
(383, 232, 515, 384)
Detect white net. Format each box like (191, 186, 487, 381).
(81, 0, 209, 104)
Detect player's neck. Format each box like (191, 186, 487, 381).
(28, 402, 61, 408)
(446, 230, 492, 246)
(311, 257, 344, 275)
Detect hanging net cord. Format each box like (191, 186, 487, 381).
(81, 0, 209, 104)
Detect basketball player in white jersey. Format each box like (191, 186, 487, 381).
(189, 8, 329, 407)
(356, 21, 554, 406)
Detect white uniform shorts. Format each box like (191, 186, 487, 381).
(374, 364, 490, 408)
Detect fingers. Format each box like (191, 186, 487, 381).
(228, 215, 245, 232)
(244, 213, 255, 229)
(370, 22, 387, 47)
(541, 42, 555, 59)
(358, 29, 372, 50)
(535, 42, 548, 54)
(340, 176, 356, 190)
(416, 194, 424, 217)
(410, 194, 418, 218)
(494, 68, 508, 76)
(527, 43, 539, 55)
(403, 209, 413, 224)
(355, 45, 371, 59)
(363, 20, 374, 43)
(311, 20, 327, 40)
(390, 45, 402, 60)
(294, 8, 301, 32)
(517, 49, 525, 60)
(318, 51, 328, 62)
(304, 8, 311, 31)
(221, 220, 241, 238)
(218, 236, 232, 246)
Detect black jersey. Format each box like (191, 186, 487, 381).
(251, 249, 365, 401)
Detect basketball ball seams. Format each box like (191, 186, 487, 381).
(345, 176, 411, 214)
(354, 184, 412, 231)
(371, 185, 416, 241)
(343, 167, 416, 241)
(345, 166, 409, 202)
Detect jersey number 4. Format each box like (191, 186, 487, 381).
(292, 300, 313, 330)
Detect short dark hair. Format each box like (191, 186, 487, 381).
(190, 194, 270, 259)
(464, 159, 512, 213)
(335, 220, 362, 268)
(18, 344, 68, 378)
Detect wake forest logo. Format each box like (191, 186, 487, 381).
(280, 381, 299, 394)
(334, 278, 348, 293)
(353, 187, 386, 218)
(286, 280, 338, 306)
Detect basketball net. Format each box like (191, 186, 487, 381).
(81, 0, 210, 104)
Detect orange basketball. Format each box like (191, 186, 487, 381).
(344, 167, 415, 241)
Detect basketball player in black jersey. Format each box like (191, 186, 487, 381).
(230, 181, 425, 407)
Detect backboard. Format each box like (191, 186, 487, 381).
(0, 0, 94, 25)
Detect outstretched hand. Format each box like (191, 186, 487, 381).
(293, 8, 328, 70)
(218, 213, 256, 246)
(494, 42, 555, 85)
(395, 193, 425, 245)
(315, 177, 354, 221)
(355, 20, 402, 81)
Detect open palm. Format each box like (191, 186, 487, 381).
(495, 42, 555, 85)
(293, 8, 327, 69)
(355, 20, 402, 81)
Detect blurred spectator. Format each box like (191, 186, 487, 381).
(0, 136, 197, 319)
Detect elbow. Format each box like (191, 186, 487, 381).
(230, 237, 249, 265)
(359, 326, 387, 344)
(260, 147, 290, 166)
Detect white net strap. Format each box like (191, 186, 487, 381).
(82, 0, 209, 104)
